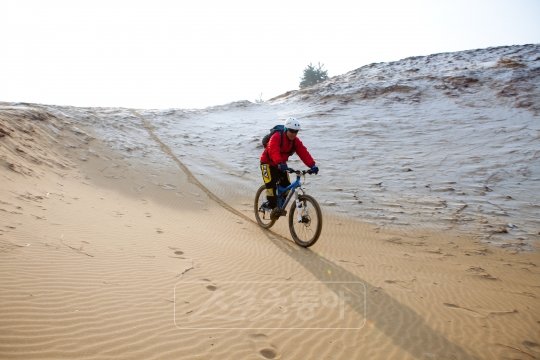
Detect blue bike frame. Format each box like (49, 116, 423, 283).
(276, 172, 303, 209)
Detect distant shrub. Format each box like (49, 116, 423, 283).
(299, 62, 328, 89)
(255, 93, 264, 104)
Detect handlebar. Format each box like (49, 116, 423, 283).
(287, 168, 315, 175)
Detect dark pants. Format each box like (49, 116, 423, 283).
(260, 163, 290, 208)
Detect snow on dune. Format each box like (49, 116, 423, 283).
(146, 44, 539, 247)
(11, 44, 539, 248)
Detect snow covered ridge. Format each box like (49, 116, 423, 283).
(1, 44, 539, 249)
(271, 44, 540, 113)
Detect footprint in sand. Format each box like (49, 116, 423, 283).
(443, 302, 483, 317)
(384, 279, 415, 291)
(259, 349, 278, 359)
(199, 279, 218, 291)
(249, 333, 281, 359)
(523, 340, 539, 351)
(169, 249, 186, 259)
(466, 266, 499, 280)
(467, 266, 486, 273)
(169, 247, 186, 257)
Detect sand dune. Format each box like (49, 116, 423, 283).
(1, 104, 539, 359)
(1, 45, 540, 359)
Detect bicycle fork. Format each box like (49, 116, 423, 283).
(294, 192, 309, 224)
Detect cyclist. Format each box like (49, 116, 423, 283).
(260, 117, 319, 215)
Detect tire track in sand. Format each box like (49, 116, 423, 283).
(133, 110, 282, 236)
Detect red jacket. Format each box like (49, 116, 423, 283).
(260, 131, 315, 168)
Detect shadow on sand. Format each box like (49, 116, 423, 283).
(262, 230, 477, 360)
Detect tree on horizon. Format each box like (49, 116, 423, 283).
(299, 62, 328, 89)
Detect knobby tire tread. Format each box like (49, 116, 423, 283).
(288, 194, 322, 247)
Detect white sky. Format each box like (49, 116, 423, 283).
(3, 0, 540, 109)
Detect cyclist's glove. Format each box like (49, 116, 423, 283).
(278, 163, 289, 172)
(310, 165, 319, 174)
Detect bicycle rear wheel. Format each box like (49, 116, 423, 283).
(254, 185, 277, 229)
(288, 194, 322, 247)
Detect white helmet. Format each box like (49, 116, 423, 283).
(284, 117, 301, 131)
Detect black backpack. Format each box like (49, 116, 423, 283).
(262, 125, 296, 155)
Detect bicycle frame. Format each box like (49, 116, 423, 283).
(276, 171, 304, 210)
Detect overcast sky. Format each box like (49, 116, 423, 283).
(3, 0, 539, 109)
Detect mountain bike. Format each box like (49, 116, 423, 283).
(254, 169, 322, 247)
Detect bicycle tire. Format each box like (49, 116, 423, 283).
(254, 184, 277, 229)
(288, 194, 322, 247)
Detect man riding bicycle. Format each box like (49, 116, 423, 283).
(260, 117, 319, 215)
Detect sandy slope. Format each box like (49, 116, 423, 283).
(55, 44, 538, 249)
(1, 104, 539, 359)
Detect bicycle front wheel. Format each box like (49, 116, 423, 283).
(288, 194, 322, 247)
(254, 185, 277, 229)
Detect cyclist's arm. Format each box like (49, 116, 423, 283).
(294, 138, 315, 168)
